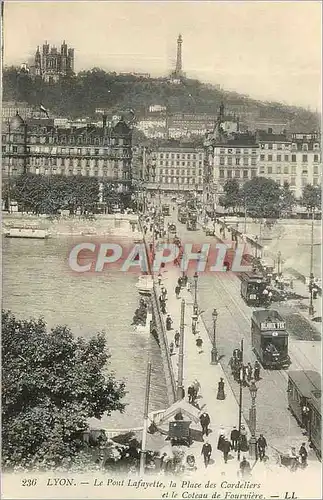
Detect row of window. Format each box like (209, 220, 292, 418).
(260, 153, 320, 163)
(3, 166, 131, 179)
(219, 148, 257, 155)
(158, 160, 203, 167)
(260, 143, 320, 151)
(159, 169, 203, 176)
(158, 152, 203, 160)
(219, 169, 257, 179)
(2, 134, 126, 146)
(4, 157, 126, 168)
(260, 165, 320, 175)
(219, 157, 257, 166)
(156, 177, 202, 184)
(3, 145, 129, 156)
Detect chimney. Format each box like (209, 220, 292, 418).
(268, 127, 273, 134)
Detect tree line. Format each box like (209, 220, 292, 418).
(219, 177, 321, 219)
(3, 67, 320, 131)
(6, 174, 134, 214)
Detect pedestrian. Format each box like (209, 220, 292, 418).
(246, 363, 253, 382)
(301, 403, 310, 430)
(239, 425, 249, 452)
(158, 273, 162, 285)
(175, 285, 181, 299)
(174, 330, 180, 348)
(193, 379, 201, 397)
(161, 286, 167, 300)
(182, 274, 188, 286)
(160, 299, 166, 315)
(228, 356, 235, 375)
(177, 277, 182, 288)
(256, 434, 267, 461)
(217, 377, 225, 400)
(268, 290, 273, 303)
(169, 342, 174, 355)
(187, 384, 196, 405)
(239, 456, 251, 478)
(289, 447, 299, 472)
(187, 281, 191, 293)
(254, 360, 261, 381)
(217, 431, 226, 452)
(230, 426, 240, 451)
(196, 336, 203, 353)
(299, 443, 308, 468)
(222, 438, 231, 464)
(199, 411, 211, 437)
(166, 314, 173, 331)
(201, 440, 212, 468)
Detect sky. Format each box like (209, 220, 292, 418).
(3, 1, 322, 110)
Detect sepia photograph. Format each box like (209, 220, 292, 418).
(1, 1, 322, 499)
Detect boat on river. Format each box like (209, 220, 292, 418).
(5, 227, 49, 239)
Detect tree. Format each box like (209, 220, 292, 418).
(219, 179, 241, 212)
(279, 181, 295, 217)
(301, 184, 321, 211)
(241, 177, 282, 220)
(2, 310, 126, 469)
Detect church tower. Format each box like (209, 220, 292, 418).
(35, 46, 42, 76)
(175, 34, 183, 77)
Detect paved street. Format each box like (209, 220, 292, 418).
(147, 205, 320, 466)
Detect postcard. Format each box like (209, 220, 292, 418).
(1, 1, 321, 499)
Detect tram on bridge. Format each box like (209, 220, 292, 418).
(240, 272, 270, 306)
(287, 370, 321, 459)
(251, 309, 290, 369)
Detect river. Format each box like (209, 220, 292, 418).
(2, 236, 168, 429)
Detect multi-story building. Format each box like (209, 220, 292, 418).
(33, 41, 74, 82)
(145, 142, 204, 195)
(2, 101, 43, 121)
(206, 132, 259, 204)
(2, 113, 133, 193)
(256, 129, 321, 199)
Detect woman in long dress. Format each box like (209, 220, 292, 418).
(239, 425, 249, 452)
(217, 377, 225, 400)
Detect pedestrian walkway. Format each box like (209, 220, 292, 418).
(155, 263, 252, 471)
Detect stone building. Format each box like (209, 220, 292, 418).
(144, 142, 204, 195)
(34, 41, 74, 82)
(257, 129, 321, 199)
(2, 113, 133, 193)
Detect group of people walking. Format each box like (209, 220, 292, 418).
(229, 350, 261, 384)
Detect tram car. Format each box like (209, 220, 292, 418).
(251, 310, 290, 369)
(287, 370, 321, 458)
(162, 204, 170, 216)
(241, 272, 270, 306)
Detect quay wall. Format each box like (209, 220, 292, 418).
(138, 217, 177, 405)
(2, 213, 140, 237)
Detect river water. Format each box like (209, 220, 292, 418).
(2, 236, 168, 429)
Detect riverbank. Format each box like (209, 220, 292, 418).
(2, 213, 140, 238)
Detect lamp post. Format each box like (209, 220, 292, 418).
(193, 271, 198, 315)
(248, 380, 258, 459)
(211, 308, 218, 364)
(277, 251, 281, 276)
(244, 196, 247, 234)
(255, 236, 259, 260)
(309, 208, 315, 317)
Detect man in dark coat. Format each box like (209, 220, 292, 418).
(254, 360, 261, 381)
(199, 412, 211, 437)
(222, 438, 231, 464)
(240, 456, 251, 477)
(201, 440, 212, 468)
(187, 384, 196, 404)
(299, 443, 308, 468)
(256, 434, 267, 461)
(230, 426, 240, 451)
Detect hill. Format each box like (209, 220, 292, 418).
(3, 67, 320, 132)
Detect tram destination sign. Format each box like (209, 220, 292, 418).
(260, 321, 286, 331)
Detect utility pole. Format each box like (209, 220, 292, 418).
(237, 338, 244, 461)
(139, 361, 152, 476)
(177, 299, 185, 400)
(309, 208, 315, 317)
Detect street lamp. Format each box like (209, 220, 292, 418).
(193, 271, 198, 315)
(248, 380, 258, 459)
(309, 208, 315, 317)
(211, 308, 218, 364)
(277, 251, 282, 276)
